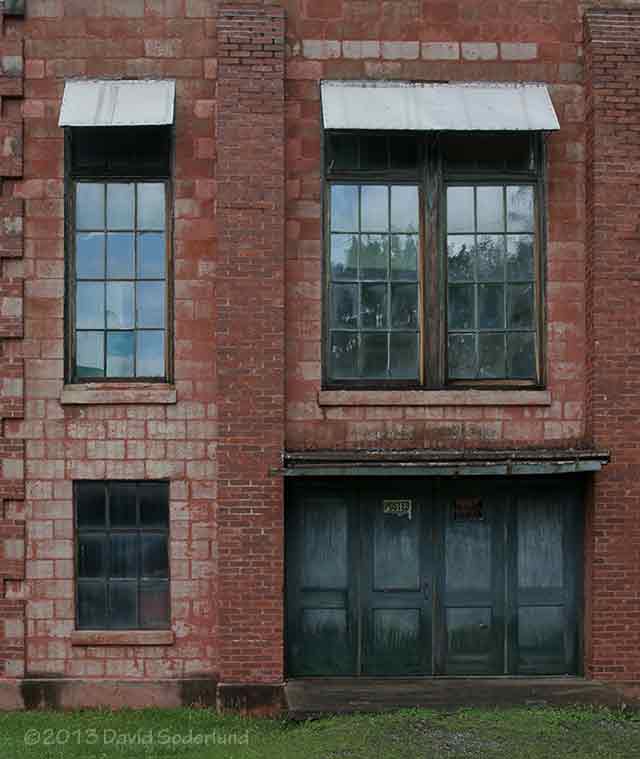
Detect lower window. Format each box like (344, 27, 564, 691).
(75, 481, 170, 630)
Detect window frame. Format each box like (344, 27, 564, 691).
(322, 130, 547, 390)
(64, 127, 174, 384)
(74, 480, 171, 632)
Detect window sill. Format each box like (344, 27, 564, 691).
(60, 383, 177, 405)
(317, 389, 552, 407)
(71, 630, 175, 647)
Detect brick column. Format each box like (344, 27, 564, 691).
(214, 4, 286, 686)
(0, 0, 25, 682)
(585, 9, 640, 686)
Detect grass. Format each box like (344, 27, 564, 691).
(0, 705, 638, 759)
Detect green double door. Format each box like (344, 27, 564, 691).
(286, 478, 582, 677)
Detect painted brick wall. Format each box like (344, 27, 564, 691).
(284, 0, 588, 451)
(215, 3, 286, 683)
(9, 0, 220, 681)
(0, 0, 25, 680)
(585, 7, 640, 683)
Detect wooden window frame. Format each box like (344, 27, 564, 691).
(322, 131, 547, 391)
(75, 481, 171, 632)
(64, 127, 174, 384)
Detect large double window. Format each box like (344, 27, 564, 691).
(325, 132, 545, 388)
(67, 126, 171, 382)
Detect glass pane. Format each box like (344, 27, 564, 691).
(390, 333, 418, 379)
(391, 283, 418, 329)
(476, 186, 504, 233)
(330, 185, 358, 232)
(390, 135, 418, 170)
(77, 582, 107, 628)
(137, 331, 165, 377)
(478, 284, 504, 329)
(448, 285, 475, 330)
(107, 183, 135, 230)
(106, 233, 135, 278)
(508, 284, 534, 329)
(507, 186, 534, 232)
(360, 135, 387, 169)
(361, 333, 388, 378)
(330, 332, 358, 378)
(508, 332, 536, 378)
(76, 233, 105, 279)
(136, 282, 165, 328)
(448, 333, 476, 379)
(110, 534, 138, 578)
(76, 183, 104, 230)
(76, 331, 104, 378)
(360, 235, 388, 279)
(390, 186, 419, 233)
(447, 236, 475, 282)
(109, 483, 137, 527)
(141, 535, 168, 578)
(507, 235, 534, 281)
(109, 582, 137, 628)
(78, 536, 105, 578)
(447, 187, 474, 233)
(76, 282, 104, 329)
(106, 332, 134, 377)
(477, 235, 505, 282)
(137, 183, 165, 229)
(106, 282, 134, 329)
(139, 483, 169, 527)
(391, 235, 418, 280)
(77, 482, 106, 528)
(330, 133, 358, 170)
(140, 583, 170, 628)
(330, 234, 358, 280)
(138, 233, 166, 279)
(331, 284, 358, 328)
(361, 284, 387, 329)
(361, 185, 388, 233)
(478, 333, 506, 378)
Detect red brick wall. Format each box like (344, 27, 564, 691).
(284, 0, 588, 452)
(10, 0, 220, 681)
(584, 7, 640, 683)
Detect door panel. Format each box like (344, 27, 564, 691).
(437, 486, 506, 675)
(362, 487, 432, 675)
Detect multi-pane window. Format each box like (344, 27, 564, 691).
(324, 132, 543, 388)
(67, 126, 171, 382)
(75, 481, 170, 630)
(75, 182, 167, 379)
(447, 184, 537, 380)
(329, 184, 420, 380)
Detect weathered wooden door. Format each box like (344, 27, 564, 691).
(286, 477, 582, 678)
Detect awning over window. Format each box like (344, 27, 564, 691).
(321, 81, 560, 132)
(58, 79, 176, 127)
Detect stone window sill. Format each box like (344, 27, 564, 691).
(317, 389, 552, 407)
(60, 383, 177, 406)
(71, 630, 175, 647)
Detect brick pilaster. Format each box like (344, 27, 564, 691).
(0, 0, 25, 680)
(215, 4, 286, 683)
(585, 8, 640, 683)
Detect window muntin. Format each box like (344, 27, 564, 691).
(329, 183, 421, 380)
(75, 481, 170, 630)
(324, 131, 543, 388)
(74, 181, 168, 380)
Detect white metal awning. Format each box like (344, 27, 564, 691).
(321, 81, 560, 131)
(58, 79, 176, 127)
